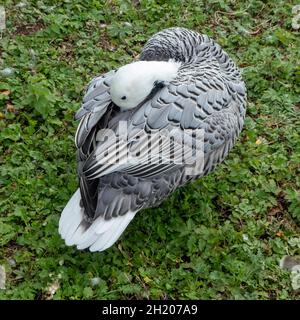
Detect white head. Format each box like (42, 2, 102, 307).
(110, 60, 181, 110)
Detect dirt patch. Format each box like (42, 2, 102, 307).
(58, 43, 75, 61)
(55, 35, 76, 61)
(267, 204, 284, 222)
(14, 21, 44, 36)
(98, 30, 116, 52)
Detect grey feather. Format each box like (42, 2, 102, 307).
(75, 71, 115, 149)
(74, 27, 246, 223)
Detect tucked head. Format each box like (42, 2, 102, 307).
(110, 60, 181, 110)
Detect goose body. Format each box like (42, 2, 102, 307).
(59, 28, 247, 252)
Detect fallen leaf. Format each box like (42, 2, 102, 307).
(45, 280, 60, 300)
(0, 90, 10, 96)
(144, 276, 152, 284)
(255, 138, 262, 145)
(268, 206, 282, 216)
(6, 103, 15, 113)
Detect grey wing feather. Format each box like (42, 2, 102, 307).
(82, 72, 245, 182)
(75, 70, 115, 149)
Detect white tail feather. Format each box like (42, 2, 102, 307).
(59, 188, 136, 252)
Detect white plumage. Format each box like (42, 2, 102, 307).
(59, 189, 136, 252)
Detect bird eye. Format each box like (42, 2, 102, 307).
(121, 96, 127, 100)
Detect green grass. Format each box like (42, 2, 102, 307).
(0, 0, 299, 300)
